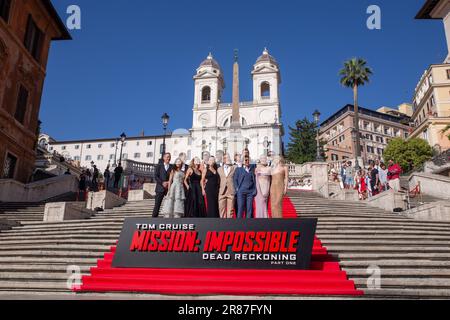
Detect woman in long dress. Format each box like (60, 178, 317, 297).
(161, 158, 185, 218)
(201, 156, 220, 218)
(184, 157, 206, 218)
(255, 155, 271, 219)
(270, 156, 289, 218)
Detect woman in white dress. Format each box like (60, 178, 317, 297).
(161, 158, 185, 218)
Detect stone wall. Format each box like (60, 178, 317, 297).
(409, 172, 450, 200)
(0, 175, 79, 202)
(366, 189, 407, 213)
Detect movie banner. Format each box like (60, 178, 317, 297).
(112, 218, 318, 270)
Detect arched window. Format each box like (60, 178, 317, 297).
(261, 82, 270, 99)
(201, 86, 211, 103)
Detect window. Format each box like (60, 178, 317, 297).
(109, 154, 114, 160)
(61, 146, 66, 151)
(74, 156, 81, 161)
(86, 144, 91, 149)
(98, 144, 102, 148)
(75, 145, 80, 150)
(0, 0, 12, 22)
(24, 15, 44, 62)
(97, 155, 104, 161)
(136, 141, 140, 146)
(201, 86, 211, 103)
(110, 143, 115, 148)
(331, 154, 339, 161)
(134, 153, 141, 159)
(122, 154, 128, 160)
(147, 141, 152, 146)
(85, 155, 92, 161)
(261, 82, 270, 98)
(447, 69, 450, 80)
(146, 152, 153, 158)
(14, 85, 29, 124)
(2, 153, 17, 179)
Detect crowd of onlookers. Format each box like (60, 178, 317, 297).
(329, 159, 403, 200)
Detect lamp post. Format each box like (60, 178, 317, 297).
(113, 139, 119, 167)
(161, 113, 170, 158)
(119, 132, 126, 165)
(313, 110, 324, 162)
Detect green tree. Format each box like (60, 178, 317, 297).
(383, 138, 433, 172)
(286, 118, 325, 164)
(339, 58, 373, 163)
(443, 125, 450, 140)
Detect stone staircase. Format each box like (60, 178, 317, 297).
(0, 193, 450, 299)
(0, 199, 155, 296)
(289, 190, 450, 299)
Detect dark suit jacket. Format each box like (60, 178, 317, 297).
(233, 166, 257, 196)
(154, 163, 173, 193)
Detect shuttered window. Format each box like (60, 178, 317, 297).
(14, 85, 29, 124)
(24, 15, 44, 62)
(0, 0, 12, 23)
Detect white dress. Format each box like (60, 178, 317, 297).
(161, 171, 185, 218)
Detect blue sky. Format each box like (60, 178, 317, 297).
(41, 0, 446, 141)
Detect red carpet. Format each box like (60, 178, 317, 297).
(74, 196, 363, 296)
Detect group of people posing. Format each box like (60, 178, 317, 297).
(330, 159, 403, 200)
(152, 150, 289, 219)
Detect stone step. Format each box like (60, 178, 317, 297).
(0, 265, 91, 273)
(363, 289, 450, 298)
(339, 260, 450, 268)
(331, 252, 450, 259)
(0, 230, 121, 237)
(344, 269, 450, 277)
(354, 278, 450, 289)
(0, 250, 104, 258)
(0, 281, 69, 291)
(0, 272, 85, 281)
(0, 235, 119, 241)
(0, 244, 111, 252)
(0, 257, 98, 264)
(0, 239, 117, 246)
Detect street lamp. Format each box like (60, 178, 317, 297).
(161, 113, 170, 158)
(119, 132, 126, 165)
(113, 139, 119, 167)
(313, 110, 324, 162)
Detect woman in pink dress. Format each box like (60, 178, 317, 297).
(255, 155, 271, 219)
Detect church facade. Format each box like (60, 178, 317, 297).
(41, 49, 284, 171)
(190, 49, 284, 159)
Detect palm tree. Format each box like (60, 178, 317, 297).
(339, 58, 373, 168)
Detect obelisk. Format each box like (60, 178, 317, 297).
(229, 49, 244, 156)
(231, 49, 241, 128)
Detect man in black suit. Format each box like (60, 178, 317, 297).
(152, 153, 173, 218)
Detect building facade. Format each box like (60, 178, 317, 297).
(319, 104, 411, 164)
(39, 132, 191, 173)
(416, 0, 450, 63)
(190, 49, 283, 158)
(409, 64, 450, 151)
(41, 49, 285, 172)
(0, 0, 70, 183)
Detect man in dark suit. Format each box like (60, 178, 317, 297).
(233, 155, 257, 219)
(152, 153, 173, 218)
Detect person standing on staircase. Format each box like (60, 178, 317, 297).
(153, 153, 173, 218)
(387, 159, 402, 192)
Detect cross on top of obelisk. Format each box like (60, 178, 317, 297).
(234, 49, 238, 62)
